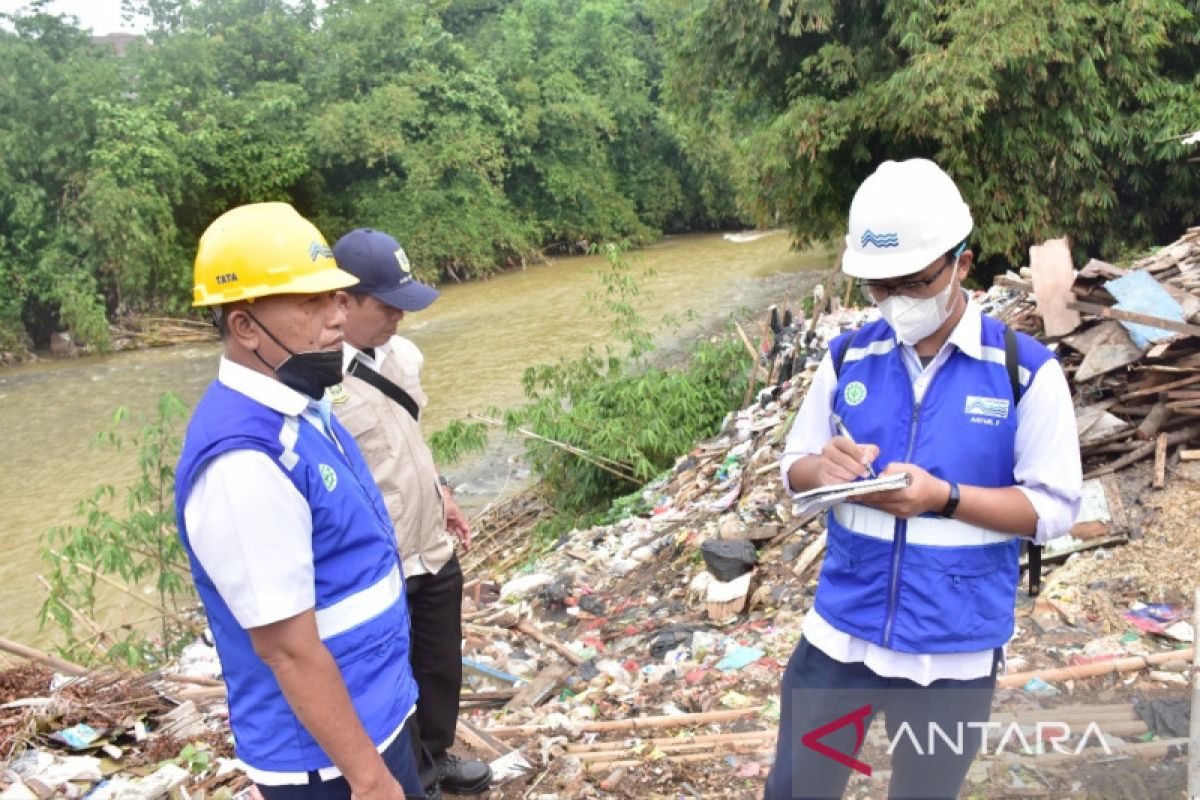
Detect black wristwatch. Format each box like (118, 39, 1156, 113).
(939, 481, 960, 518)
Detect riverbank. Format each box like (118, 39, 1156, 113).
(0, 230, 832, 652)
(7, 229, 1200, 797)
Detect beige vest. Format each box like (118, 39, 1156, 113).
(334, 336, 454, 577)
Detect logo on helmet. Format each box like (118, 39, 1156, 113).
(309, 242, 334, 261)
(394, 247, 412, 274)
(860, 230, 900, 249)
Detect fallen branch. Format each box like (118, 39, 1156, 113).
(468, 413, 639, 483)
(516, 620, 584, 666)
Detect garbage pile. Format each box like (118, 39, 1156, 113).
(4, 230, 1200, 799)
(449, 229, 1200, 798)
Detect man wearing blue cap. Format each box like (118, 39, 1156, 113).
(330, 229, 491, 799)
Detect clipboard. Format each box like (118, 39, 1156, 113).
(792, 471, 912, 514)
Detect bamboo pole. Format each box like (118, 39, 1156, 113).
(485, 706, 763, 738)
(0, 636, 91, 676)
(575, 738, 772, 762)
(1000, 736, 1187, 766)
(580, 744, 774, 772)
(515, 620, 584, 666)
(566, 729, 775, 754)
(998, 648, 1193, 688)
(467, 413, 639, 483)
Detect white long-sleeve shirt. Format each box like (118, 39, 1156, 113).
(779, 296, 1082, 684)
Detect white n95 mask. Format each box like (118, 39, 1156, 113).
(878, 277, 960, 345)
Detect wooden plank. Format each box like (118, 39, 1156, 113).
(1180, 449, 1200, 461)
(1121, 373, 1200, 399)
(1067, 300, 1200, 337)
(1101, 474, 1129, 532)
(994, 274, 1033, 293)
(1074, 322, 1144, 382)
(1078, 258, 1128, 280)
(504, 662, 572, 710)
(457, 719, 510, 759)
(1154, 433, 1169, 488)
(1030, 238, 1082, 336)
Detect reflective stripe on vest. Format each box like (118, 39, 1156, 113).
(833, 503, 1013, 547)
(315, 563, 402, 640)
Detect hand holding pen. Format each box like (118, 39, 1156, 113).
(831, 413, 878, 478)
(815, 412, 880, 483)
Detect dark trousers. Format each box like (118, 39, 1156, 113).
(256, 719, 425, 800)
(765, 638, 998, 800)
(405, 553, 465, 787)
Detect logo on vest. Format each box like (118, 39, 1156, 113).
(964, 395, 1009, 425)
(844, 381, 867, 406)
(327, 383, 349, 404)
(319, 464, 338, 491)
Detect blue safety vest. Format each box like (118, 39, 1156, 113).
(175, 381, 417, 773)
(814, 315, 1054, 653)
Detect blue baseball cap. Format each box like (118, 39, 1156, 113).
(332, 228, 440, 311)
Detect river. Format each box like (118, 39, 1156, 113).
(0, 231, 831, 649)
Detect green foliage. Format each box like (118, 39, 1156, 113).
(429, 419, 491, 466)
(504, 243, 749, 515)
(0, 0, 738, 350)
(160, 742, 214, 775)
(40, 393, 199, 668)
(660, 0, 1200, 274)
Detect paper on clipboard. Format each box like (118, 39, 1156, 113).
(792, 472, 912, 515)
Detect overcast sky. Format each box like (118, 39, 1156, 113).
(0, 1, 147, 34)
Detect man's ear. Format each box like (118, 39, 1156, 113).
(956, 250, 974, 277)
(225, 305, 259, 350)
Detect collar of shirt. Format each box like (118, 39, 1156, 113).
(343, 338, 392, 371)
(217, 356, 309, 417)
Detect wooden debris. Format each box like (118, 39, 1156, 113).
(515, 620, 584, 666)
(1030, 238, 1082, 336)
(504, 662, 572, 710)
(484, 707, 764, 739)
(997, 648, 1193, 688)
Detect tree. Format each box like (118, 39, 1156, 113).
(661, 0, 1200, 272)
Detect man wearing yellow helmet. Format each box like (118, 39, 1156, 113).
(175, 203, 424, 799)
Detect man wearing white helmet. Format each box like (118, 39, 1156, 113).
(766, 160, 1082, 799)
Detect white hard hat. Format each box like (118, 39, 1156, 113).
(842, 159, 973, 280)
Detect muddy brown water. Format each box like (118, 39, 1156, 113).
(0, 231, 831, 649)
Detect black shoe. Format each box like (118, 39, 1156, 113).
(437, 753, 491, 795)
(423, 783, 444, 800)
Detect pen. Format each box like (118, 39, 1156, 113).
(831, 412, 877, 478)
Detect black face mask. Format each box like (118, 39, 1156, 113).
(244, 310, 344, 399)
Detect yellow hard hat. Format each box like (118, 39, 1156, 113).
(192, 202, 359, 307)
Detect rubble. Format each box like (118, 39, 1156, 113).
(4, 229, 1200, 798)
